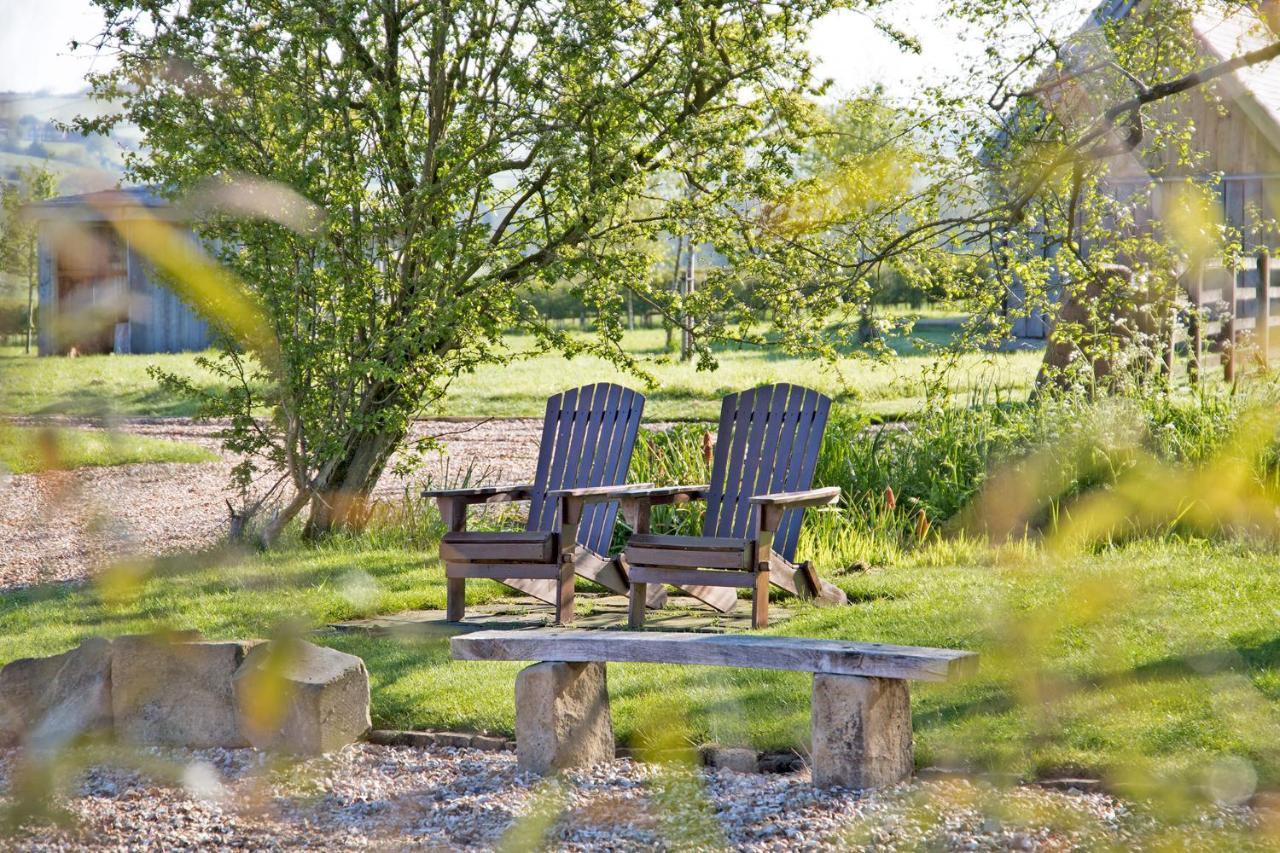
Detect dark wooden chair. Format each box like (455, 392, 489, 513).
(570, 384, 847, 630)
(423, 383, 663, 624)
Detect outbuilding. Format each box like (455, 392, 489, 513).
(27, 187, 211, 356)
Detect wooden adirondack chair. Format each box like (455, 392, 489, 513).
(423, 383, 663, 624)
(570, 384, 847, 630)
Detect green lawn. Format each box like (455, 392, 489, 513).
(0, 425, 217, 473)
(0, 347, 232, 418)
(3, 534, 1278, 797)
(0, 326, 1042, 420)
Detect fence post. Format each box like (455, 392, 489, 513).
(1259, 249, 1272, 370)
(1189, 260, 1204, 385)
(1225, 262, 1238, 383)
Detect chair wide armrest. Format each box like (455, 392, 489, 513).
(552, 483, 709, 506)
(549, 483, 655, 506)
(749, 487, 842, 510)
(619, 484, 711, 504)
(421, 483, 536, 505)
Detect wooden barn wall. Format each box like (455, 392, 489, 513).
(37, 224, 212, 356)
(1108, 80, 1280, 179)
(135, 252, 211, 354)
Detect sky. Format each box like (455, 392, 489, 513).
(0, 0, 994, 99)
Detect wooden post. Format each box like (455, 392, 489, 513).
(556, 496, 581, 626)
(1189, 260, 1204, 385)
(1259, 249, 1272, 369)
(438, 498, 468, 622)
(624, 498, 652, 629)
(1225, 264, 1238, 383)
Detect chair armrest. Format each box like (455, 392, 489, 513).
(552, 483, 709, 506)
(549, 483, 655, 505)
(749, 487, 841, 510)
(421, 483, 536, 505)
(750, 487, 840, 534)
(618, 484, 710, 504)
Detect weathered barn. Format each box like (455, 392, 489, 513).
(1007, 1, 1280, 338)
(27, 187, 212, 356)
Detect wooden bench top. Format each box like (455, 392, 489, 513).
(451, 629, 978, 683)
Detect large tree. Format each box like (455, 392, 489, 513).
(82, 0, 873, 539)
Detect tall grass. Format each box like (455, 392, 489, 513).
(621, 377, 1280, 566)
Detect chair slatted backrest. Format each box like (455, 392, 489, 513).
(526, 383, 646, 556)
(703, 384, 832, 562)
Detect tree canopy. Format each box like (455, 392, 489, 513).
(78, 0, 1280, 537)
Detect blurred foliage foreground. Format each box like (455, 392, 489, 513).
(8, 379, 1280, 845)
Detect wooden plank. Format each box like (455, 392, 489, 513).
(1226, 266, 1238, 382)
(677, 583, 744, 613)
(451, 629, 980, 682)
(625, 546, 749, 570)
(444, 562, 561, 580)
(764, 383, 806, 499)
(526, 389, 569, 532)
(569, 548, 628, 596)
(1260, 251, 1272, 367)
(628, 533, 749, 551)
(775, 388, 831, 561)
(497, 578, 558, 605)
(576, 383, 622, 554)
(709, 388, 755, 538)
(421, 484, 534, 500)
(630, 565, 757, 588)
(702, 389, 738, 530)
(727, 385, 777, 539)
(440, 532, 555, 564)
(595, 385, 645, 553)
(532, 386, 580, 531)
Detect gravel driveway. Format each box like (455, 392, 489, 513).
(0, 418, 548, 590)
(3, 743, 1242, 851)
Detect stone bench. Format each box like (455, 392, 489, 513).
(451, 629, 978, 789)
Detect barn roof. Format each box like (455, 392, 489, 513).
(1192, 9, 1280, 148)
(25, 186, 175, 222)
(1084, 1, 1280, 150)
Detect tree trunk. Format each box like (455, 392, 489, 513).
(301, 426, 405, 539)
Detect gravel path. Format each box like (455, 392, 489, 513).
(2, 743, 1250, 851)
(0, 418, 547, 590)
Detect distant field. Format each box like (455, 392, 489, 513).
(0, 424, 216, 473)
(0, 325, 1044, 421)
(445, 327, 1041, 419)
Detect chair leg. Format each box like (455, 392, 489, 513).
(446, 577, 466, 622)
(629, 582, 648, 628)
(555, 560, 576, 625)
(751, 571, 770, 630)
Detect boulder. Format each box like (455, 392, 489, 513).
(112, 636, 259, 748)
(514, 660, 613, 774)
(233, 641, 370, 755)
(0, 638, 113, 749)
(706, 746, 758, 774)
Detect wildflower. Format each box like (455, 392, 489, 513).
(884, 486, 896, 510)
(915, 508, 930, 540)
(702, 431, 713, 467)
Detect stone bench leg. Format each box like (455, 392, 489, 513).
(515, 661, 613, 775)
(810, 673, 913, 789)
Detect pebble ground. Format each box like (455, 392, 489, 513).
(0, 743, 1269, 850)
